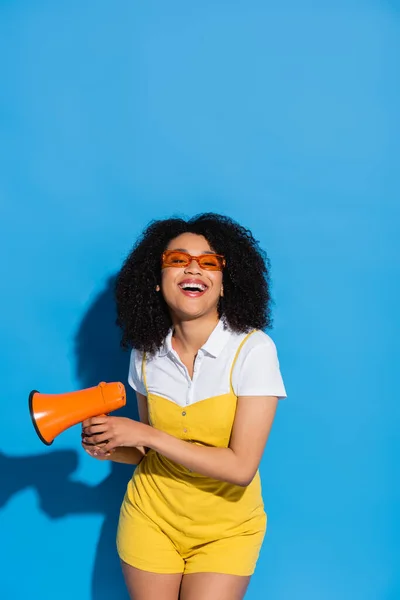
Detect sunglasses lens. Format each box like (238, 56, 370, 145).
(198, 256, 224, 270)
(163, 251, 189, 266)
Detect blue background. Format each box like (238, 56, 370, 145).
(0, 1, 399, 599)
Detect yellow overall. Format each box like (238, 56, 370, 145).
(117, 333, 267, 575)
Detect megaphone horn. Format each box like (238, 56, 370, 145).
(29, 381, 126, 446)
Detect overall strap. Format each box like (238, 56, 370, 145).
(229, 330, 257, 394)
(141, 352, 149, 396)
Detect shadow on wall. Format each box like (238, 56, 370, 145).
(74, 274, 136, 600)
(0, 275, 134, 600)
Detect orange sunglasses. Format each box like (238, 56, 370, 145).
(162, 250, 226, 271)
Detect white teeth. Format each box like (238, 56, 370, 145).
(180, 282, 207, 291)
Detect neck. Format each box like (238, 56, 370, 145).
(171, 313, 220, 355)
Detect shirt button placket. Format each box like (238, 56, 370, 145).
(184, 370, 195, 443)
(182, 409, 192, 472)
(182, 410, 187, 436)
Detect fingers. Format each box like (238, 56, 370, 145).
(81, 416, 116, 459)
(82, 441, 102, 455)
(80, 428, 107, 443)
(102, 439, 119, 453)
(82, 415, 109, 429)
(83, 432, 110, 445)
(81, 441, 112, 459)
(80, 416, 125, 454)
(82, 424, 109, 436)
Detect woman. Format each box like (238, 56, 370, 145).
(82, 213, 286, 600)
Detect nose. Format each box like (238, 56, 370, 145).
(184, 257, 201, 274)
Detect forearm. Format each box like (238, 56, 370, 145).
(145, 426, 251, 486)
(108, 446, 147, 465)
(84, 397, 276, 480)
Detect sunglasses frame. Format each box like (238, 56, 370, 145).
(161, 250, 226, 271)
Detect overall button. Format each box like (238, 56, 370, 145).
(182, 411, 186, 416)
(183, 428, 188, 433)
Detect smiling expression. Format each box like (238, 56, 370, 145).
(160, 233, 224, 321)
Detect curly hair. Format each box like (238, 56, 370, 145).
(115, 213, 273, 353)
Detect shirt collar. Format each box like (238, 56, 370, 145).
(158, 319, 231, 358)
(201, 319, 231, 357)
(158, 328, 174, 357)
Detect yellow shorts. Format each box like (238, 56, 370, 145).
(116, 503, 267, 576)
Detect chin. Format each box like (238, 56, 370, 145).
(176, 308, 208, 321)
(171, 302, 216, 321)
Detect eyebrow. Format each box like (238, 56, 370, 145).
(171, 248, 215, 255)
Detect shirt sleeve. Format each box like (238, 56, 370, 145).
(127, 349, 147, 395)
(232, 337, 287, 398)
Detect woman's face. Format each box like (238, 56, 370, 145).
(160, 233, 224, 323)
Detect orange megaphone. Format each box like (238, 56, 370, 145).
(29, 381, 126, 446)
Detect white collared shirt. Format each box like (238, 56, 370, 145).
(128, 320, 287, 408)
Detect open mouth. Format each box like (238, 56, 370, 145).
(178, 281, 208, 297)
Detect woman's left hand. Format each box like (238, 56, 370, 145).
(82, 416, 147, 453)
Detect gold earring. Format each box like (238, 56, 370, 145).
(156, 285, 160, 292)
(220, 285, 224, 297)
